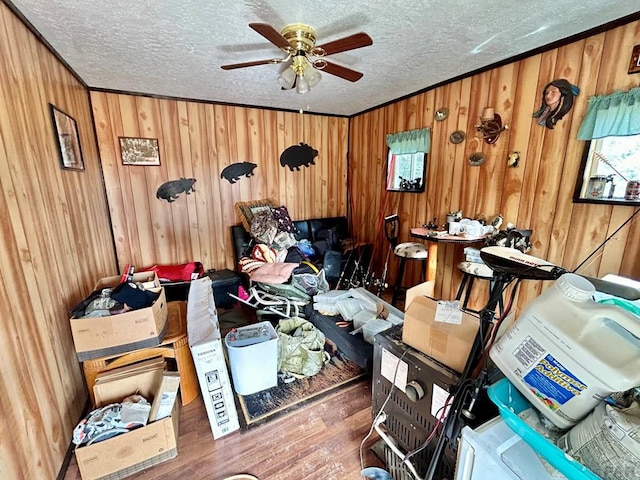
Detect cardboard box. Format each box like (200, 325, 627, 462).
(70, 272, 168, 361)
(405, 281, 435, 310)
(74, 368, 179, 480)
(149, 372, 181, 421)
(402, 296, 479, 373)
(93, 358, 165, 405)
(187, 277, 240, 439)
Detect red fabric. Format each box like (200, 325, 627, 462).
(141, 262, 204, 282)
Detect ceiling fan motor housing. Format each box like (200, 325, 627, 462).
(281, 23, 317, 54)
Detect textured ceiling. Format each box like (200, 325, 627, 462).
(9, 0, 640, 116)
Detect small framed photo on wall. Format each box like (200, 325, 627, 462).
(119, 137, 161, 166)
(49, 104, 84, 171)
(629, 44, 640, 74)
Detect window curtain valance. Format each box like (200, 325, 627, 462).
(577, 87, 640, 140)
(385, 128, 431, 154)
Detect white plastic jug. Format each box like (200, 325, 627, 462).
(490, 273, 640, 430)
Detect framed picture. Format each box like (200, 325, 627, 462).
(119, 137, 161, 166)
(234, 198, 276, 231)
(629, 44, 640, 74)
(49, 104, 84, 171)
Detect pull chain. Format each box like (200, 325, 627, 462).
(299, 108, 304, 142)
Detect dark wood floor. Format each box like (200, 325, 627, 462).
(63, 378, 386, 480)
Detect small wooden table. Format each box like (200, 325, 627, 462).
(410, 228, 487, 299)
(82, 301, 199, 406)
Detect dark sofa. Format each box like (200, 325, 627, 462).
(230, 216, 376, 372)
(230, 216, 350, 269)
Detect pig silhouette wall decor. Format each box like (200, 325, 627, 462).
(280, 143, 318, 171)
(156, 178, 196, 203)
(220, 162, 257, 184)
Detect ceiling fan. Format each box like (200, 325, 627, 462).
(221, 23, 373, 93)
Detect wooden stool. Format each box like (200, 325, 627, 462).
(83, 301, 199, 406)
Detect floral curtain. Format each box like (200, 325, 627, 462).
(577, 87, 640, 140)
(385, 127, 431, 154)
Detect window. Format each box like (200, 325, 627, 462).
(574, 133, 640, 205)
(387, 151, 426, 192)
(385, 127, 430, 193)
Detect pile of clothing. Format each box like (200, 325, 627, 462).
(71, 281, 160, 319)
(73, 394, 151, 446)
(237, 205, 343, 293)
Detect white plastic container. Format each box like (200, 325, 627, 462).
(353, 309, 377, 330)
(490, 273, 640, 430)
(456, 416, 566, 480)
(363, 319, 392, 344)
(225, 321, 278, 395)
(336, 298, 363, 320)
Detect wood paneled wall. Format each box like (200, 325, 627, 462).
(90, 93, 349, 272)
(2, 3, 639, 476)
(348, 19, 640, 312)
(0, 3, 116, 479)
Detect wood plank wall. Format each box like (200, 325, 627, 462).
(0, 3, 117, 479)
(90, 93, 349, 272)
(2, 4, 639, 476)
(348, 19, 640, 312)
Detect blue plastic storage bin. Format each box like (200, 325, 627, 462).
(487, 378, 600, 480)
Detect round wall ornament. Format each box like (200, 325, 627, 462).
(449, 130, 466, 144)
(434, 108, 449, 121)
(468, 152, 486, 166)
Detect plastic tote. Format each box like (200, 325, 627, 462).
(487, 378, 599, 480)
(456, 416, 569, 480)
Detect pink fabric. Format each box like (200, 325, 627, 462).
(250, 262, 299, 284)
(237, 285, 249, 300)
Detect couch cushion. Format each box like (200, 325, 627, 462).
(249, 262, 299, 284)
(293, 220, 310, 241)
(308, 217, 349, 243)
(231, 225, 253, 265)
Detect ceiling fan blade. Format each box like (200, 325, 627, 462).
(315, 32, 373, 56)
(221, 58, 285, 70)
(320, 61, 364, 82)
(249, 23, 291, 50)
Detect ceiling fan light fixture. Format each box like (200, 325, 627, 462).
(277, 67, 296, 89)
(307, 69, 321, 88)
(296, 75, 310, 94)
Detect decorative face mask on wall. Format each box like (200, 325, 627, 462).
(532, 79, 580, 130)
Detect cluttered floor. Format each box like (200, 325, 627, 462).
(63, 379, 385, 480)
(63, 299, 388, 480)
(63, 313, 386, 480)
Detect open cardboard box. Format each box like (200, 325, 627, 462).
(402, 295, 479, 373)
(74, 364, 179, 480)
(70, 271, 168, 361)
(405, 281, 435, 308)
